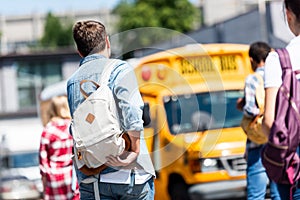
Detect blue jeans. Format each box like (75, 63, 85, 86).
(277, 182, 300, 199)
(79, 177, 154, 200)
(247, 146, 280, 200)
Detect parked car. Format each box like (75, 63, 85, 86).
(0, 149, 43, 197)
(0, 175, 40, 200)
(0, 119, 44, 196)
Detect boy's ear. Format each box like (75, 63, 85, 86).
(286, 9, 291, 23)
(106, 36, 111, 49)
(286, 8, 295, 25)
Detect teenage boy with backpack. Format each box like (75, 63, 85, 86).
(67, 20, 155, 200)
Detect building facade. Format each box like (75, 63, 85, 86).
(0, 8, 118, 117)
(0, 9, 118, 55)
(0, 50, 79, 117)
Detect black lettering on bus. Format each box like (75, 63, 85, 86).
(181, 57, 217, 75)
(181, 59, 197, 75)
(220, 55, 237, 71)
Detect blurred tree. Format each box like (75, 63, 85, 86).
(114, 0, 199, 32)
(40, 13, 73, 48)
(113, 0, 200, 58)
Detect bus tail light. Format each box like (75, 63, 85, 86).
(141, 66, 151, 81)
(157, 65, 167, 80)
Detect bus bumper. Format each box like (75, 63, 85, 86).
(188, 179, 246, 200)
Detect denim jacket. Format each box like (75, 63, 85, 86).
(67, 54, 155, 183)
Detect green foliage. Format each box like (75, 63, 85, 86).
(114, 0, 200, 32)
(40, 13, 73, 48)
(114, 1, 159, 31)
(113, 0, 200, 58)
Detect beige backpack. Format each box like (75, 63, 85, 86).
(240, 72, 268, 144)
(71, 60, 128, 172)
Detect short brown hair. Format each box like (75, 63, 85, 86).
(72, 20, 107, 57)
(249, 41, 271, 63)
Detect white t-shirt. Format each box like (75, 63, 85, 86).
(264, 35, 300, 88)
(100, 169, 152, 184)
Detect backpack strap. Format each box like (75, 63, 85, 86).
(79, 59, 119, 99)
(79, 80, 100, 99)
(81, 175, 100, 200)
(276, 48, 300, 122)
(275, 48, 293, 92)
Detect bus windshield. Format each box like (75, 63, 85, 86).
(164, 90, 244, 135)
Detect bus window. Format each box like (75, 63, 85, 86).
(164, 90, 244, 134)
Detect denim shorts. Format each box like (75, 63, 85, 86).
(79, 177, 154, 200)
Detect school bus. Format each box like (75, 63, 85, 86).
(134, 43, 252, 200)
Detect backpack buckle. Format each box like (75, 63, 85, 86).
(77, 151, 82, 160)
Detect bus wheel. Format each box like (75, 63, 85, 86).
(169, 181, 190, 200)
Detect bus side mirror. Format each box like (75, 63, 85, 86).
(142, 102, 151, 127)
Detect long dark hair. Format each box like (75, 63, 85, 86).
(285, 0, 300, 22)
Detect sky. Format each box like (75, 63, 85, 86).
(0, 0, 120, 16)
(0, 0, 198, 17)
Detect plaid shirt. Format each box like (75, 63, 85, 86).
(39, 119, 79, 200)
(243, 67, 264, 117)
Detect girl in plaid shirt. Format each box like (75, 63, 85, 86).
(39, 96, 79, 200)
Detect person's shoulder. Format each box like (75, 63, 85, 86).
(246, 72, 263, 85)
(265, 50, 280, 72)
(245, 73, 255, 82)
(109, 59, 137, 84)
(66, 66, 84, 88)
(110, 58, 130, 67)
(110, 58, 134, 72)
(66, 74, 76, 88)
(266, 50, 279, 62)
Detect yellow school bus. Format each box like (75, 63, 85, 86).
(134, 43, 252, 200)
